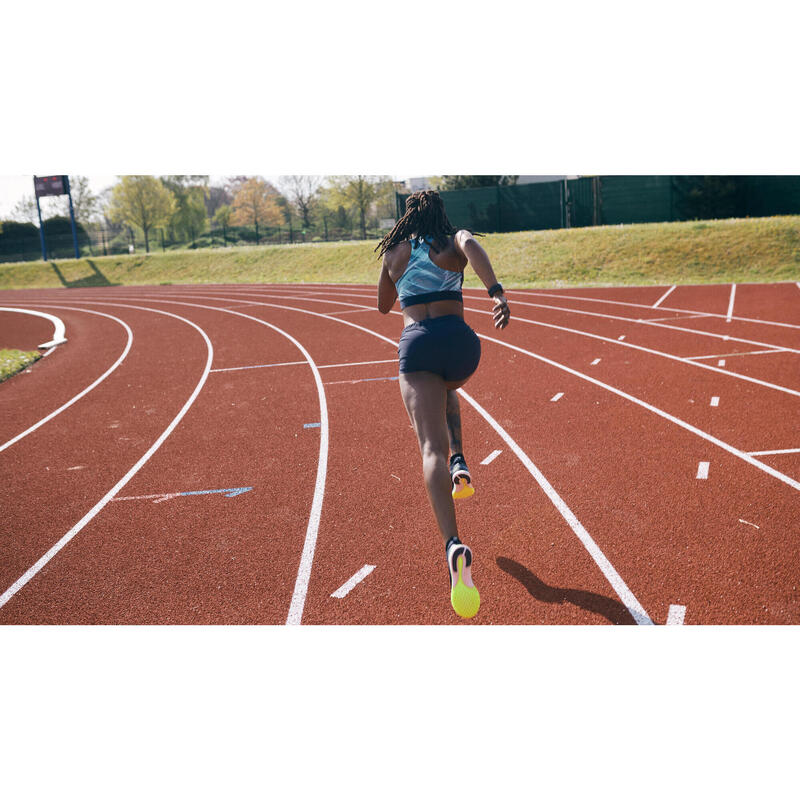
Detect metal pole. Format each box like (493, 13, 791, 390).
(64, 176, 80, 258)
(34, 176, 47, 261)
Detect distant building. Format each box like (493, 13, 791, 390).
(405, 177, 430, 192)
(516, 175, 572, 184)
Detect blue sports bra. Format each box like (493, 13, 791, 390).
(395, 235, 463, 309)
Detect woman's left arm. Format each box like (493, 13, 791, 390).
(377, 258, 397, 314)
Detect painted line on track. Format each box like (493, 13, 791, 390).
(0, 303, 214, 611)
(0, 306, 134, 454)
(212, 357, 399, 374)
(591, 358, 601, 365)
(718, 359, 726, 367)
(480, 449, 502, 465)
(685, 348, 789, 361)
(710, 396, 720, 407)
(726, 283, 737, 322)
(325, 376, 399, 386)
(747, 447, 800, 456)
(550, 392, 564, 402)
(331, 565, 376, 598)
(646, 313, 713, 323)
(696, 462, 710, 480)
(145, 291, 654, 625)
(666, 605, 686, 625)
(652, 285, 676, 308)
(0, 306, 67, 348)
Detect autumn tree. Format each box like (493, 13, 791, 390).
(230, 178, 284, 242)
(109, 176, 176, 253)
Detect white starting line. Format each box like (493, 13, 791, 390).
(726, 283, 737, 322)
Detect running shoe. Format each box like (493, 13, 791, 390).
(447, 540, 480, 619)
(449, 453, 475, 499)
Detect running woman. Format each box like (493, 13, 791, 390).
(375, 190, 510, 618)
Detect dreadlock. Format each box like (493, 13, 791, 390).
(374, 190, 481, 259)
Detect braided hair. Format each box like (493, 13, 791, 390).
(375, 190, 481, 259)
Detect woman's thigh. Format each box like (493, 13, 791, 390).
(398, 371, 449, 455)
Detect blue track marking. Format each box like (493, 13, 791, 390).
(304, 422, 321, 428)
(180, 487, 253, 498)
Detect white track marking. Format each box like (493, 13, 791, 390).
(123, 291, 654, 625)
(747, 447, 800, 456)
(324, 308, 374, 316)
(0, 307, 133, 453)
(710, 396, 720, 407)
(0, 304, 214, 611)
(652, 285, 676, 308)
(42, 347, 56, 358)
(318, 358, 398, 369)
(685, 348, 788, 360)
(718, 359, 726, 367)
(696, 462, 710, 480)
(666, 605, 686, 625)
(550, 392, 564, 402)
(739, 519, 760, 529)
(480, 449, 502, 465)
(0, 306, 67, 348)
(331, 565, 376, 598)
(726, 284, 737, 322)
(617, 335, 626, 340)
(591, 358, 601, 365)
(211, 360, 307, 372)
(646, 313, 713, 322)
(60, 296, 330, 626)
(159, 289, 800, 491)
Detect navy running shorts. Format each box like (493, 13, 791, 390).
(397, 315, 481, 383)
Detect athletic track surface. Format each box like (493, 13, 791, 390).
(1, 281, 798, 625)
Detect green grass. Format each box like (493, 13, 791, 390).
(1, 216, 798, 292)
(0, 349, 42, 383)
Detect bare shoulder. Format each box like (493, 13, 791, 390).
(385, 240, 412, 280)
(454, 229, 476, 253)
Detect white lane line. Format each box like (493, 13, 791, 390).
(645, 313, 713, 322)
(550, 392, 564, 402)
(726, 283, 737, 322)
(0, 307, 133, 454)
(0, 304, 214, 611)
(319, 359, 398, 369)
(480, 449, 502, 465)
(747, 447, 800, 456)
(0, 306, 67, 348)
(710, 396, 720, 407)
(652, 285, 676, 308)
(666, 605, 686, 625)
(211, 360, 307, 372)
(739, 519, 760, 529)
(325, 308, 374, 316)
(69, 296, 330, 626)
(617, 335, 626, 340)
(191, 289, 800, 492)
(591, 358, 601, 366)
(696, 461, 710, 480)
(42, 347, 56, 358)
(331, 565, 376, 599)
(140, 291, 654, 625)
(718, 359, 726, 367)
(686, 348, 788, 361)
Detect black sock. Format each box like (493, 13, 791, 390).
(445, 535, 461, 552)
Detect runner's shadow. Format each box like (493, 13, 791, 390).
(496, 556, 635, 625)
(50, 259, 117, 288)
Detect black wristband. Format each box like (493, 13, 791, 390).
(488, 283, 504, 298)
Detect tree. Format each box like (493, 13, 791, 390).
(324, 176, 380, 239)
(230, 178, 284, 242)
(10, 195, 39, 225)
(213, 204, 233, 245)
(161, 176, 208, 242)
(55, 176, 100, 223)
(109, 176, 176, 253)
(279, 175, 322, 229)
(205, 183, 233, 219)
(435, 175, 518, 190)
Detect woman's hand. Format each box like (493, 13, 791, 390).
(493, 294, 510, 329)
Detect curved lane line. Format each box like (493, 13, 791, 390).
(53, 297, 330, 627)
(0, 303, 213, 611)
(0, 306, 67, 348)
(0, 306, 134, 454)
(200, 289, 800, 492)
(121, 292, 652, 625)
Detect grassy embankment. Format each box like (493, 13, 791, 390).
(0, 349, 42, 383)
(0, 216, 798, 292)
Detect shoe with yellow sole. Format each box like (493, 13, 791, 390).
(449, 453, 474, 499)
(446, 537, 480, 619)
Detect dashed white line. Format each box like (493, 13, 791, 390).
(718, 359, 726, 367)
(617, 335, 626, 341)
(480, 449, 502, 465)
(666, 605, 686, 625)
(710, 396, 720, 407)
(696, 461, 710, 480)
(686, 348, 787, 361)
(550, 392, 564, 402)
(726, 283, 737, 322)
(739, 519, 760, 530)
(590, 358, 601, 366)
(331, 565, 376, 598)
(652, 285, 676, 308)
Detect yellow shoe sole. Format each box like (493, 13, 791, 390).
(449, 546, 480, 619)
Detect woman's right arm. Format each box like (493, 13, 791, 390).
(455, 230, 510, 330)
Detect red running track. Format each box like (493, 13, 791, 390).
(1, 280, 798, 624)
